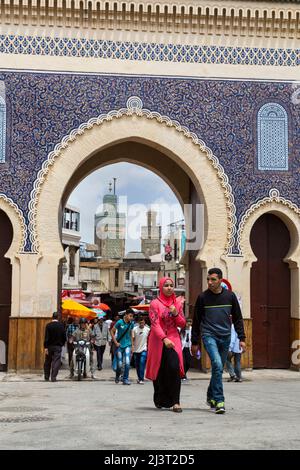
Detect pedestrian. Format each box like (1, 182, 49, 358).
(109, 314, 120, 364)
(191, 268, 246, 414)
(145, 277, 186, 413)
(226, 323, 243, 382)
(66, 316, 80, 366)
(181, 318, 193, 381)
(132, 316, 150, 384)
(110, 309, 135, 385)
(70, 318, 96, 379)
(43, 311, 66, 382)
(93, 317, 109, 370)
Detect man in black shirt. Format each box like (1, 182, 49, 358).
(44, 311, 66, 382)
(191, 268, 246, 414)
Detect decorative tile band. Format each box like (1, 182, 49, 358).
(0, 35, 299, 67)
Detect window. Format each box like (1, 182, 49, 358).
(71, 211, 80, 231)
(63, 209, 69, 229)
(69, 247, 75, 278)
(115, 268, 119, 288)
(0, 94, 6, 164)
(125, 271, 130, 281)
(257, 103, 288, 171)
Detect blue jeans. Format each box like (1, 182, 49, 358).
(202, 335, 231, 404)
(226, 352, 242, 379)
(116, 346, 131, 382)
(134, 351, 147, 381)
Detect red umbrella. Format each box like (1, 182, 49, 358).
(130, 304, 150, 311)
(98, 303, 111, 311)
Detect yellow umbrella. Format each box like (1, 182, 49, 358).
(61, 299, 96, 320)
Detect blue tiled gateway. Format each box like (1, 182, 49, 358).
(0, 0, 299, 372)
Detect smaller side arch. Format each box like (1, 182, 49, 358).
(0, 194, 27, 256)
(237, 189, 300, 263)
(236, 191, 300, 369)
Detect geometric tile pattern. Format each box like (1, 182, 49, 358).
(258, 103, 289, 171)
(0, 34, 299, 67)
(0, 71, 299, 253)
(0, 80, 5, 163)
(0, 96, 5, 163)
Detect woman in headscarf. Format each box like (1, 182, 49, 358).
(145, 277, 186, 412)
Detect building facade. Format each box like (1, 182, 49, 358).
(141, 210, 162, 257)
(79, 242, 124, 293)
(94, 190, 126, 260)
(0, 1, 300, 371)
(162, 219, 186, 287)
(123, 251, 160, 294)
(62, 204, 81, 289)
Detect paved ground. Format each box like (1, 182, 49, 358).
(1, 354, 300, 450)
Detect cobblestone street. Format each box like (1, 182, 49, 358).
(1, 361, 299, 450)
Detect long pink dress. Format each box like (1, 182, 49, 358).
(145, 296, 186, 381)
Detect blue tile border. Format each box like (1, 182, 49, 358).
(0, 35, 299, 67)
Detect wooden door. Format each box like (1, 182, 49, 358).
(250, 214, 290, 368)
(0, 210, 13, 371)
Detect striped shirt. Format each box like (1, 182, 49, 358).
(191, 288, 245, 343)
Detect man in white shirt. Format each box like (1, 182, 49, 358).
(92, 318, 109, 371)
(132, 317, 150, 384)
(226, 324, 243, 382)
(181, 318, 193, 380)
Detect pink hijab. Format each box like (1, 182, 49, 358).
(158, 277, 177, 307)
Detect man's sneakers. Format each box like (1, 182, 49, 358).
(227, 375, 236, 382)
(215, 402, 226, 414)
(227, 375, 243, 383)
(122, 380, 131, 385)
(207, 399, 226, 414)
(206, 398, 216, 411)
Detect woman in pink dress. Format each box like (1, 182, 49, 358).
(145, 277, 186, 412)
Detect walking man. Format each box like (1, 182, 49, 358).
(132, 316, 150, 384)
(181, 318, 193, 381)
(44, 312, 66, 382)
(191, 268, 246, 414)
(110, 309, 134, 385)
(226, 323, 243, 382)
(93, 317, 109, 370)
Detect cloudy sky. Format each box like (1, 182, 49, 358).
(68, 162, 184, 254)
